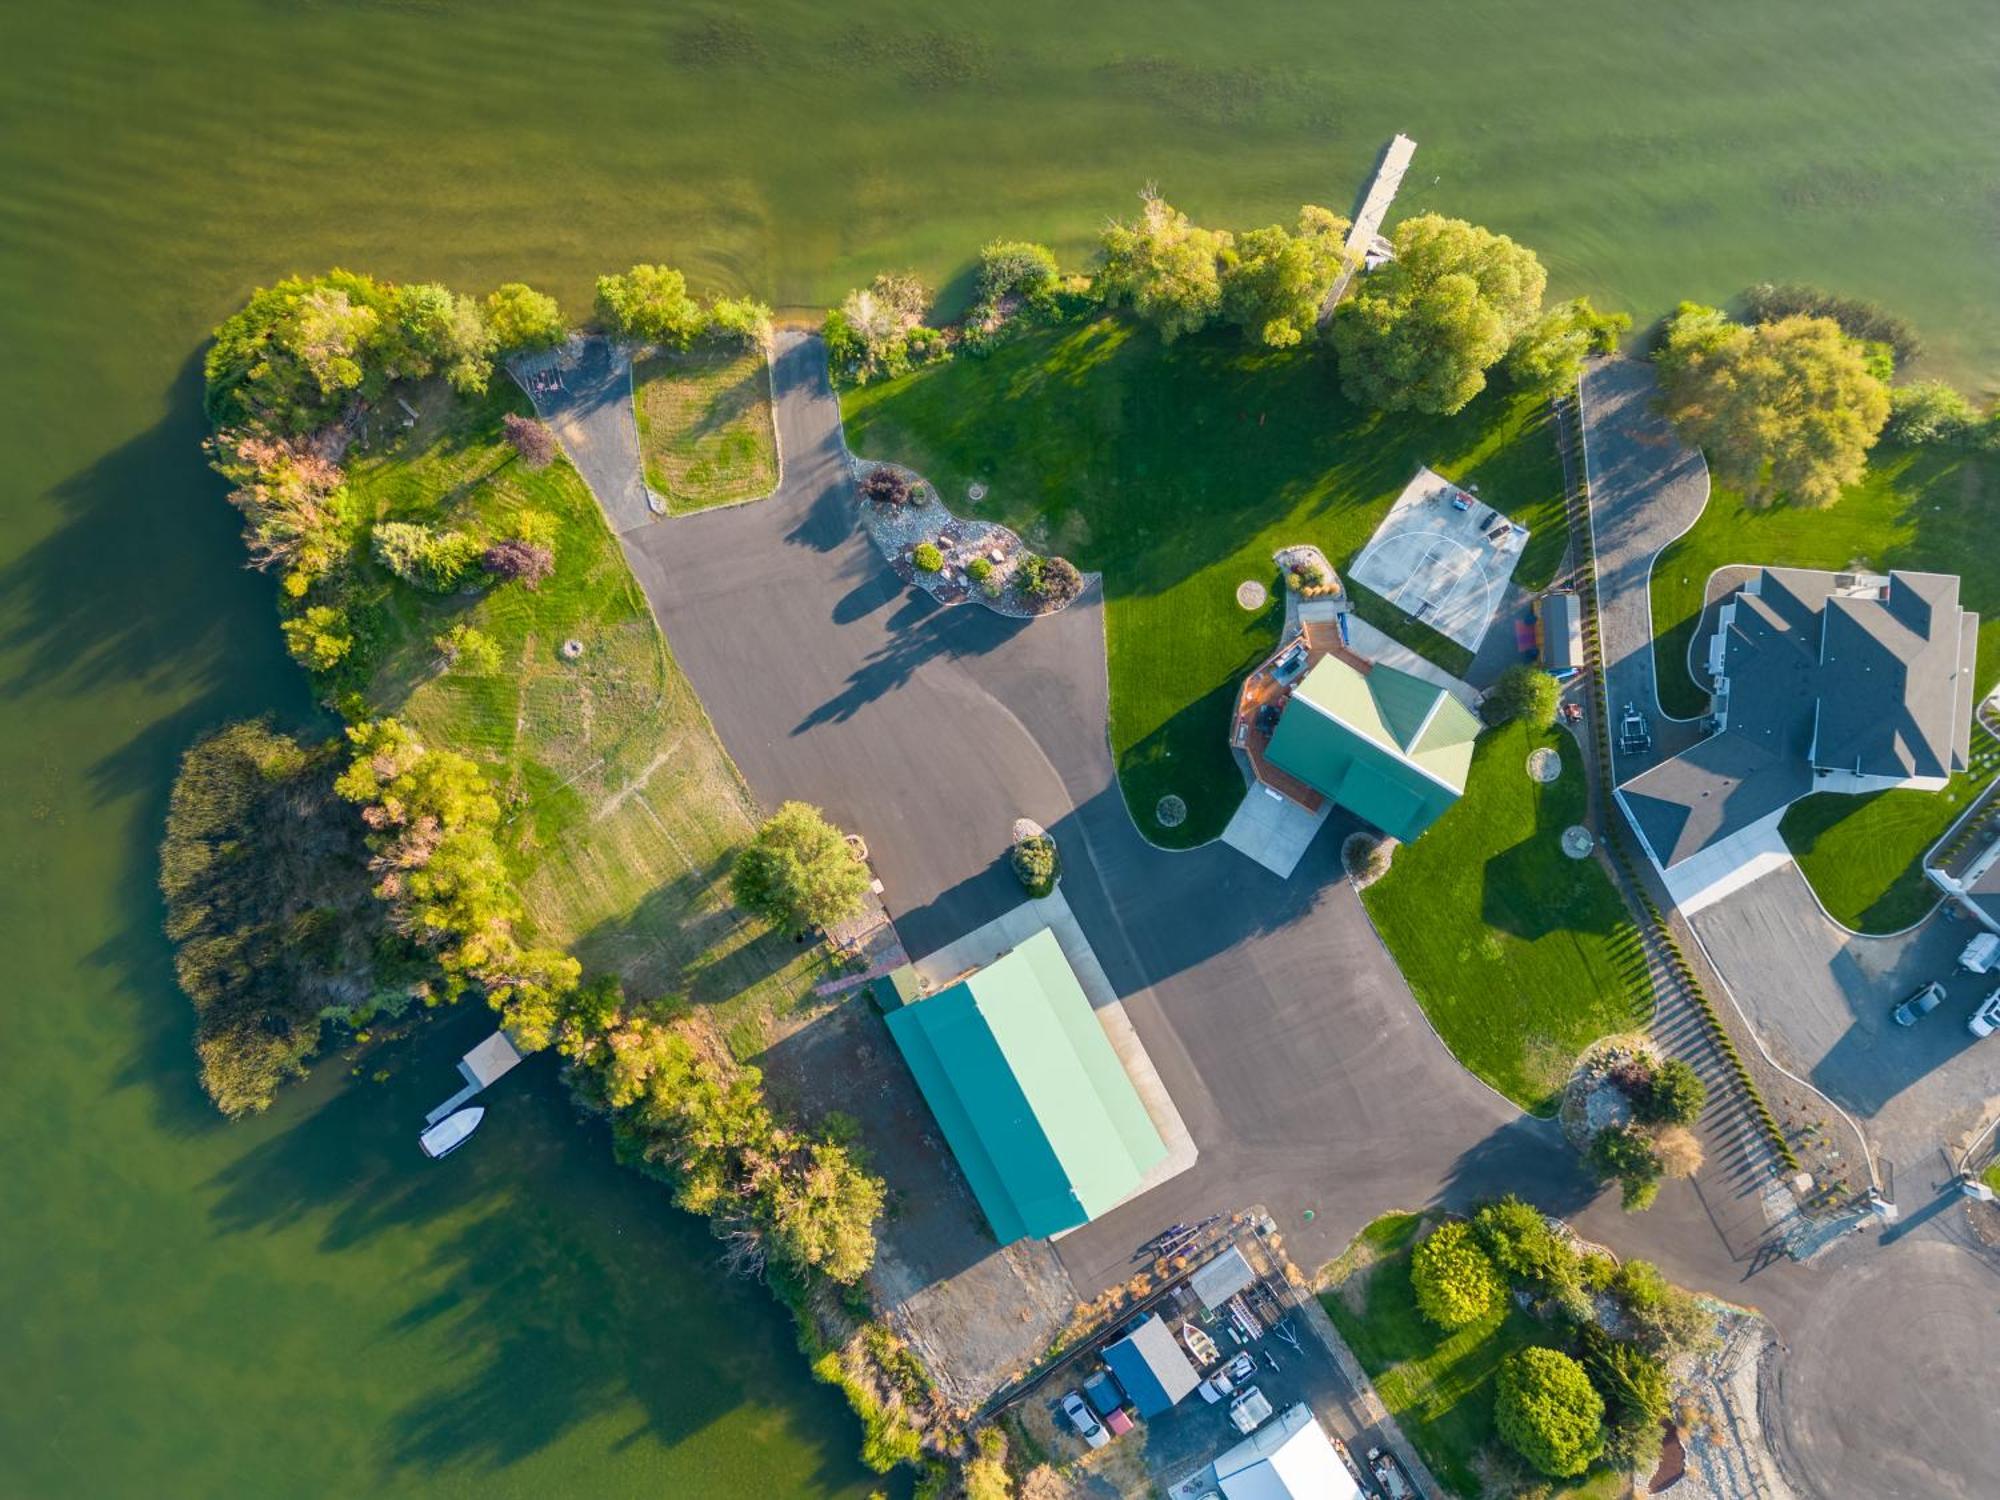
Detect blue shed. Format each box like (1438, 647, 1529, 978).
(1100, 1313, 1199, 1418)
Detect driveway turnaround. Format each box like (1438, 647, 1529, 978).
(520, 337, 656, 534)
(1577, 356, 1710, 779)
(1691, 866, 2000, 1184)
(542, 335, 2000, 1499)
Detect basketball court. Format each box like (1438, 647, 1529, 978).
(1349, 466, 1527, 652)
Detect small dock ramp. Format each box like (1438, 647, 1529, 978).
(1222, 784, 1333, 878)
(424, 1030, 526, 1125)
(1320, 133, 1418, 320)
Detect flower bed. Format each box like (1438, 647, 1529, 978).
(850, 458, 1090, 618)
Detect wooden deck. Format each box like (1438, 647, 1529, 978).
(1232, 620, 1370, 811)
(1320, 132, 1418, 319)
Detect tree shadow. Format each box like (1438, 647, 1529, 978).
(567, 851, 801, 1005)
(793, 590, 1030, 733)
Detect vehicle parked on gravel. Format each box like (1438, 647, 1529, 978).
(1893, 981, 1945, 1026)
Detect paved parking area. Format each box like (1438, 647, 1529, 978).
(1219, 784, 1331, 877)
(1691, 863, 2000, 1183)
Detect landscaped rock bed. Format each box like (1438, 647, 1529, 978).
(851, 458, 1092, 617)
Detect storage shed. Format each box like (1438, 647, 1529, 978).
(1100, 1313, 1200, 1418)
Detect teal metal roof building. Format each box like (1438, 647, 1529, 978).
(880, 928, 1167, 1245)
(1264, 654, 1480, 843)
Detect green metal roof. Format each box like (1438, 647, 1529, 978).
(1265, 655, 1477, 842)
(882, 928, 1166, 1244)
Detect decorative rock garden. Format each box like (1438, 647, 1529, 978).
(1274, 543, 1341, 599)
(851, 458, 1091, 618)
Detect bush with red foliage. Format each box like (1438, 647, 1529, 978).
(860, 465, 912, 506)
(502, 412, 558, 469)
(481, 539, 555, 589)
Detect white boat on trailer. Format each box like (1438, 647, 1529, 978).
(420, 1106, 485, 1159)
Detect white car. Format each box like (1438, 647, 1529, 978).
(1968, 989, 2000, 1038)
(1060, 1391, 1109, 1449)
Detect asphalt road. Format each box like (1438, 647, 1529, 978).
(544, 335, 2000, 1498)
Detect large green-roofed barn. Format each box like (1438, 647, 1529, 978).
(1264, 654, 1480, 842)
(880, 928, 1167, 1245)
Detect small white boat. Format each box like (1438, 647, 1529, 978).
(1182, 1321, 1221, 1367)
(420, 1106, 485, 1159)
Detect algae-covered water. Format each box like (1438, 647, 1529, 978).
(2, 1, 1995, 1494)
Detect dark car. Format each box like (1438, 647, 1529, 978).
(1893, 981, 1945, 1026)
(1082, 1370, 1125, 1419)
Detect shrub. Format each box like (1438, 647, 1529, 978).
(1577, 1325, 1669, 1472)
(481, 538, 555, 589)
(978, 239, 1061, 304)
(1590, 1123, 1664, 1210)
(967, 556, 994, 582)
(1410, 1220, 1505, 1330)
(979, 575, 1003, 600)
(1494, 1346, 1605, 1479)
(1886, 380, 1987, 448)
(1472, 1196, 1580, 1295)
(912, 541, 944, 573)
(1011, 834, 1059, 897)
(1484, 663, 1562, 727)
(706, 293, 773, 348)
(729, 801, 870, 936)
(281, 604, 354, 672)
(1634, 1056, 1706, 1125)
(370, 521, 482, 592)
(1017, 553, 1082, 605)
(831, 273, 933, 382)
(502, 411, 558, 468)
(1609, 1259, 1718, 1359)
(434, 623, 502, 675)
(860, 466, 912, 506)
(1653, 1125, 1704, 1180)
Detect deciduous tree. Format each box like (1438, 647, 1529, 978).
(1656, 305, 1889, 507)
(596, 263, 708, 346)
(1219, 205, 1349, 348)
(1331, 214, 1547, 414)
(501, 411, 558, 468)
(729, 801, 869, 936)
(1097, 189, 1233, 342)
(484, 282, 566, 352)
(1484, 663, 1562, 727)
(1504, 296, 1630, 395)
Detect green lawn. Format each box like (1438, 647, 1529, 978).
(1781, 727, 2000, 932)
(1362, 720, 1651, 1113)
(1649, 444, 2000, 929)
(1321, 1219, 1622, 1500)
(344, 381, 818, 1035)
(634, 343, 780, 513)
(841, 317, 1566, 846)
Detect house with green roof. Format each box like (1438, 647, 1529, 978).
(879, 927, 1168, 1245)
(1262, 653, 1480, 843)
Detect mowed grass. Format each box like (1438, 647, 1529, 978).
(1362, 720, 1651, 1113)
(634, 344, 779, 513)
(841, 318, 1566, 846)
(344, 380, 818, 1032)
(1650, 444, 2000, 928)
(1321, 1218, 1621, 1500)
(1782, 726, 2000, 932)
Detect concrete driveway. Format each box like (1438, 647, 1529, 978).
(542, 334, 2000, 1498)
(1692, 867, 2000, 1186)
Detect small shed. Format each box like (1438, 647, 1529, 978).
(1539, 591, 1584, 677)
(1189, 1245, 1258, 1312)
(1101, 1313, 1200, 1418)
(459, 1031, 524, 1090)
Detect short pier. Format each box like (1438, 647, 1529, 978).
(1319, 132, 1418, 322)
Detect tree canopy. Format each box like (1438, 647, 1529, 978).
(1495, 1346, 1606, 1478)
(729, 801, 870, 936)
(596, 263, 707, 346)
(1219, 205, 1349, 349)
(1656, 304, 1890, 507)
(1331, 214, 1548, 414)
(1097, 189, 1233, 343)
(204, 269, 394, 433)
(1483, 663, 1562, 728)
(484, 282, 566, 352)
(1410, 1219, 1505, 1330)
(1505, 296, 1630, 395)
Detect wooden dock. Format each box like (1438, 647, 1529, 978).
(1319, 132, 1418, 323)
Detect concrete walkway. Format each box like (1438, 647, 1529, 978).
(542, 332, 2000, 1499)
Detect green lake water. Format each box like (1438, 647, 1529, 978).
(2, 2, 1995, 1494)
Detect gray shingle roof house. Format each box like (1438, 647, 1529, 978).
(1932, 825, 2000, 936)
(1618, 568, 1977, 893)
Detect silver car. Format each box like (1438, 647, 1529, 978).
(1061, 1391, 1109, 1449)
(1893, 981, 1945, 1026)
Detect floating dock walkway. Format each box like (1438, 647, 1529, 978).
(1319, 132, 1418, 323)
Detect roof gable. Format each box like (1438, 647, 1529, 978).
(1102, 1314, 1199, 1416)
(882, 929, 1166, 1243)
